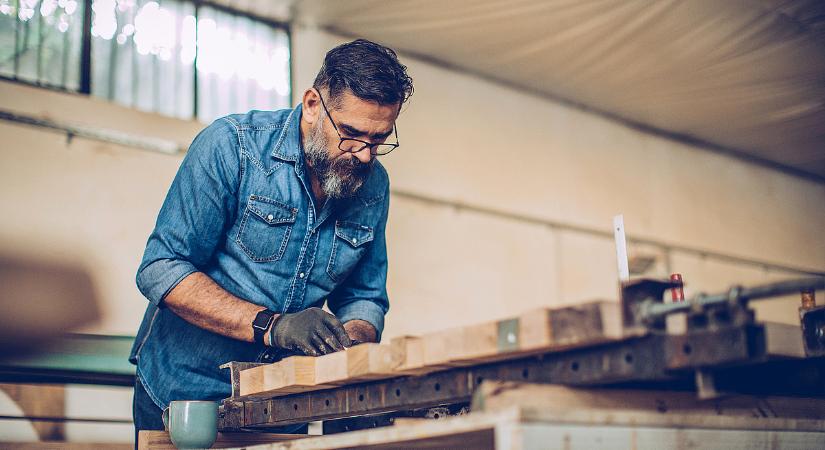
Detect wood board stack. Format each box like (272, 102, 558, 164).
(238, 300, 625, 398)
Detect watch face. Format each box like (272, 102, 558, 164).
(253, 311, 274, 329)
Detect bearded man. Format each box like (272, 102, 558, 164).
(129, 39, 413, 436)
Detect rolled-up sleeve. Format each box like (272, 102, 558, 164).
(136, 118, 240, 306)
(328, 182, 391, 340)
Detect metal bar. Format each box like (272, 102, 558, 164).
(36, 1, 43, 82)
(0, 415, 132, 424)
(0, 367, 135, 386)
(0, 109, 185, 154)
(79, 0, 92, 94)
(12, 0, 22, 77)
(220, 321, 811, 430)
(222, 336, 677, 429)
(192, 1, 200, 120)
(645, 276, 825, 321)
(614, 214, 629, 282)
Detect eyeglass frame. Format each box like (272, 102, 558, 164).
(316, 89, 400, 156)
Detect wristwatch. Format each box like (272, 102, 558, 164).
(252, 309, 276, 345)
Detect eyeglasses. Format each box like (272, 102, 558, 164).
(316, 90, 400, 156)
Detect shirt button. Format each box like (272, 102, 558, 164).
(352, 238, 358, 244)
(267, 214, 274, 221)
(299, 272, 305, 278)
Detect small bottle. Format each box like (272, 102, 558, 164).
(670, 273, 686, 302)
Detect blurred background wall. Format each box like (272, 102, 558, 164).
(1, 24, 822, 338)
(0, 0, 823, 445)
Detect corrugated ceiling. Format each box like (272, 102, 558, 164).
(218, 0, 825, 181)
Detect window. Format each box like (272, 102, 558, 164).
(0, 0, 85, 90)
(195, 5, 290, 123)
(1, 0, 291, 123)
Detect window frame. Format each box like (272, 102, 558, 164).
(0, 0, 292, 121)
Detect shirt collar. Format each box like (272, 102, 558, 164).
(271, 103, 303, 163)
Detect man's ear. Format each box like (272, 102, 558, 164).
(302, 88, 321, 125)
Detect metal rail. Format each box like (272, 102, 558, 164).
(644, 276, 825, 321)
(220, 322, 825, 430)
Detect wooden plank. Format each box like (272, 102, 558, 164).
(137, 430, 302, 450)
(418, 301, 626, 369)
(239, 357, 338, 398)
(472, 381, 825, 432)
(518, 300, 623, 352)
(2, 443, 131, 450)
(346, 343, 399, 380)
(222, 405, 825, 449)
(239, 365, 265, 397)
(237, 301, 630, 398)
(462, 322, 500, 360)
(313, 349, 348, 386)
(422, 327, 465, 367)
(389, 335, 432, 375)
(236, 409, 519, 450)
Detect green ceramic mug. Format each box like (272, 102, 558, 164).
(162, 400, 218, 449)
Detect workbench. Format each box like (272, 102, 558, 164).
(142, 276, 825, 449)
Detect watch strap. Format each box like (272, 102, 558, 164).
(252, 309, 276, 345)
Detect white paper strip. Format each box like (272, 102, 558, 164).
(613, 214, 629, 282)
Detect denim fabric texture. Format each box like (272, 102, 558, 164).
(130, 104, 390, 409)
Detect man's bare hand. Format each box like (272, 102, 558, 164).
(343, 319, 378, 343)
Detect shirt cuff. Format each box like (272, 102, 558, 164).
(136, 258, 198, 306)
(335, 299, 386, 341)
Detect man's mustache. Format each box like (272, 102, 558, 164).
(332, 155, 372, 179)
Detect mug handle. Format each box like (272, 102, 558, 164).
(161, 406, 170, 431)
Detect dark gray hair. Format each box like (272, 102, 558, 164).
(313, 39, 414, 108)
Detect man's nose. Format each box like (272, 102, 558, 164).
(353, 148, 373, 165)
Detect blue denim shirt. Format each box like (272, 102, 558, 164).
(130, 104, 390, 409)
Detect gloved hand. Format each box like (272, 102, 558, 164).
(270, 307, 352, 356)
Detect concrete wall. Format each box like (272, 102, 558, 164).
(1, 26, 823, 341)
(2, 22, 823, 446)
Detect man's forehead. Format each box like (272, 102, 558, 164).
(332, 92, 398, 118)
(332, 92, 398, 136)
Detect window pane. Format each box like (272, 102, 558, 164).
(196, 5, 290, 122)
(91, 0, 195, 120)
(0, 0, 84, 90)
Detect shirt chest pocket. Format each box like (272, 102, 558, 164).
(236, 195, 298, 262)
(327, 221, 374, 283)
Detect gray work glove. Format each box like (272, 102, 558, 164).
(270, 307, 352, 356)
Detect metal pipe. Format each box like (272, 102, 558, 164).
(644, 276, 825, 320)
(0, 109, 184, 155)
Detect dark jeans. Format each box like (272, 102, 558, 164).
(133, 376, 165, 447)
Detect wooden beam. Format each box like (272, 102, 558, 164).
(472, 381, 825, 432)
(517, 301, 623, 351)
(138, 430, 302, 450)
(346, 343, 399, 381)
(239, 357, 337, 398)
(389, 335, 431, 375)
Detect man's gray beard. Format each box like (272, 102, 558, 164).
(304, 122, 372, 199)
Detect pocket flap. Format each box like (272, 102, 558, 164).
(335, 221, 374, 247)
(247, 195, 298, 225)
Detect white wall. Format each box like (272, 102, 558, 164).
(0, 25, 822, 340)
(1, 20, 823, 446)
(291, 25, 824, 336)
